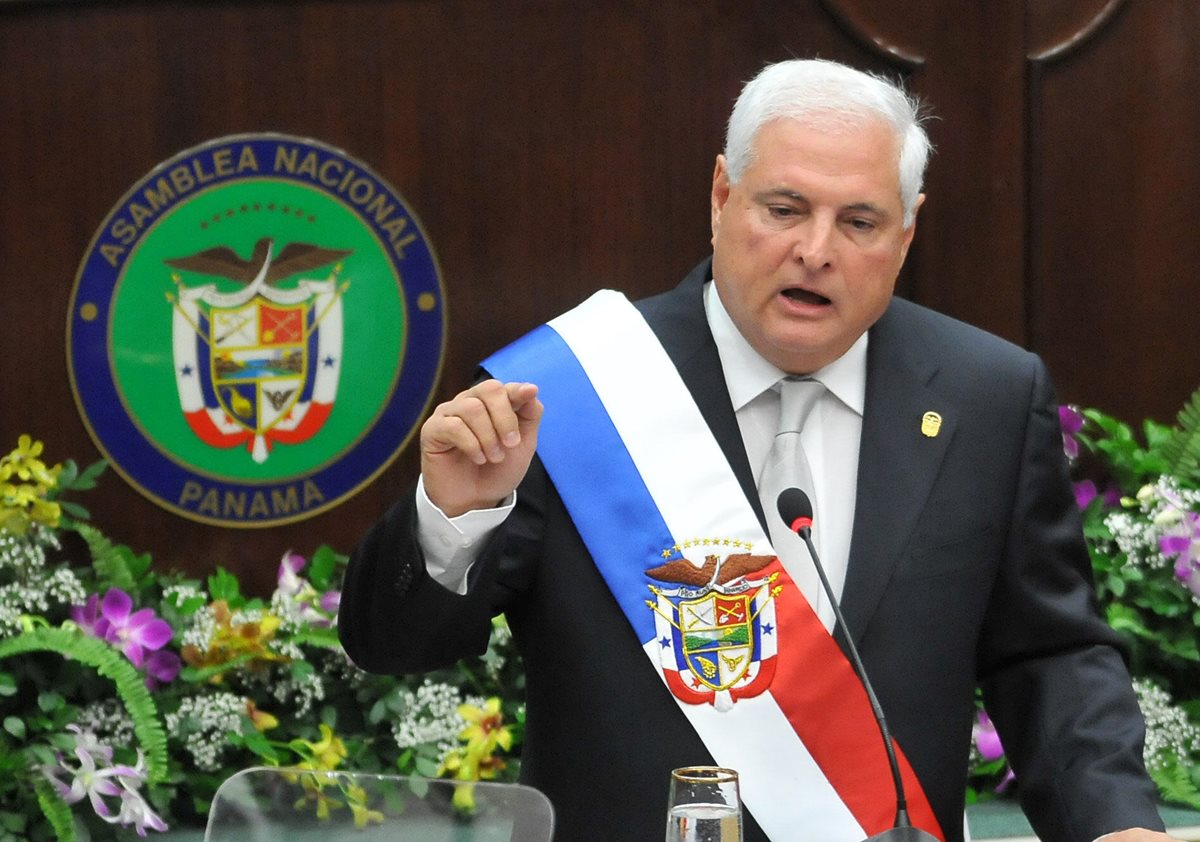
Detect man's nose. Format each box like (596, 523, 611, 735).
(791, 217, 834, 269)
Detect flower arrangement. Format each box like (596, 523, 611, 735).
(0, 436, 524, 840)
(969, 388, 1200, 810)
(5, 377, 1197, 836)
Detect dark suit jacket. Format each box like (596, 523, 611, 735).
(339, 260, 1162, 842)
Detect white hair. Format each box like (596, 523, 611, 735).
(723, 59, 932, 227)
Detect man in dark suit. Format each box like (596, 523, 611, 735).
(339, 59, 1175, 841)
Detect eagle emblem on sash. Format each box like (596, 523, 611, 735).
(645, 545, 782, 712)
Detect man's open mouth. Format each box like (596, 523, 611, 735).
(782, 288, 831, 306)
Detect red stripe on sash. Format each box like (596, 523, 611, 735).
(769, 559, 944, 839)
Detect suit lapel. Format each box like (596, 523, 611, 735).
(839, 300, 957, 644)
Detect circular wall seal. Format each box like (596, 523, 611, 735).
(67, 134, 445, 527)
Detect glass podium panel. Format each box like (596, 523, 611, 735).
(204, 768, 555, 842)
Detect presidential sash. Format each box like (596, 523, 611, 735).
(484, 290, 942, 841)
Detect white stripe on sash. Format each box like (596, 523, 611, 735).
(547, 291, 865, 840)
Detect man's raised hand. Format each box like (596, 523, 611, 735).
(420, 380, 543, 517)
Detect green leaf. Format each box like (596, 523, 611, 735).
(308, 545, 343, 591)
(57, 501, 91, 520)
(239, 727, 279, 762)
(74, 458, 109, 489)
(0, 674, 15, 698)
(54, 460, 79, 489)
(125, 548, 153, 579)
(2, 718, 24, 740)
(208, 567, 243, 604)
(36, 692, 64, 713)
(1107, 574, 1126, 598)
(414, 755, 440, 777)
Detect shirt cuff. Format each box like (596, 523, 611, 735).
(415, 476, 516, 593)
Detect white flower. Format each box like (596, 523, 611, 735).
(1134, 679, 1200, 771)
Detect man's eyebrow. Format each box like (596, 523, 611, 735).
(753, 190, 892, 219)
(844, 201, 891, 219)
(754, 189, 808, 203)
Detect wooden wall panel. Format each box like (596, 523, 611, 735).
(1027, 0, 1200, 421)
(0, 0, 907, 590)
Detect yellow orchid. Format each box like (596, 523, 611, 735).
(344, 783, 384, 829)
(295, 724, 348, 772)
(244, 699, 279, 732)
(0, 435, 64, 534)
(439, 698, 514, 814)
(0, 435, 61, 486)
(293, 775, 342, 821)
(457, 697, 513, 755)
(181, 600, 289, 679)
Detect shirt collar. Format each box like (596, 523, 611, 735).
(703, 280, 867, 416)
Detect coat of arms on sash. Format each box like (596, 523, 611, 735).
(645, 542, 783, 712)
(67, 133, 446, 527)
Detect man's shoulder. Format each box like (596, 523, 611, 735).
(878, 296, 1038, 373)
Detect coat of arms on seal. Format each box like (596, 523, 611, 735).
(167, 238, 349, 464)
(67, 134, 446, 527)
(645, 541, 783, 712)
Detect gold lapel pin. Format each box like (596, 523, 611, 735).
(921, 411, 943, 438)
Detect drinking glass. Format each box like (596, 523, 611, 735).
(664, 766, 742, 842)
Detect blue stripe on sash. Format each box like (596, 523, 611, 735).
(485, 324, 671, 644)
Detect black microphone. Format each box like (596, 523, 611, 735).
(776, 488, 940, 842)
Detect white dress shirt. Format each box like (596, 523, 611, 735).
(704, 281, 865, 631)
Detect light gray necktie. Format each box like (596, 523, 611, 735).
(758, 376, 825, 608)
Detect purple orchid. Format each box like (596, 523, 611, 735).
(143, 649, 183, 690)
(1058, 405, 1085, 460)
(972, 711, 1017, 793)
(972, 710, 1004, 761)
(97, 589, 173, 669)
(1074, 480, 1099, 510)
(319, 589, 341, 615)
(1160, 510, 1200, 598)
(1072, 480, 1122, 512)
(275, 551, 340, 626)
(70, 593, 106, 638)
(72, 589, 176, 677)
(277, 550, 307, 597)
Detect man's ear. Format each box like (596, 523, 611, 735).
(711, 155, 731, 243)
(899, 193, 925, 261)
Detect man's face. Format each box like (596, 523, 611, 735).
(710, 117, 923, 374)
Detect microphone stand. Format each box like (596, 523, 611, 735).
(781, 493, 941, 842)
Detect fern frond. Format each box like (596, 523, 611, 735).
(0, 627, 168, 784)
(1149, 753, 1200, 811)
(1160, 387, 1200, 486)
(34, 775, 78, 842)
(74, 522, 135, 591)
